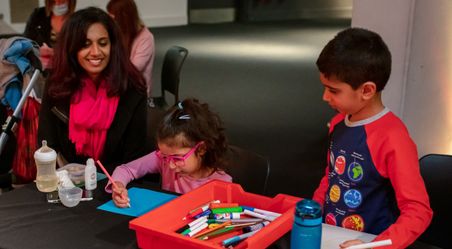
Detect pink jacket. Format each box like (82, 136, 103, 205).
(130, 27, 155, 97)
(106, 151, 232, 194)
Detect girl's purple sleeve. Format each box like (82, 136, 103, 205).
(105, 151, 161, 192)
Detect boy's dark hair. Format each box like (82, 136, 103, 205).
(157, 98, 228, 169)
(316, 27, 391, 91)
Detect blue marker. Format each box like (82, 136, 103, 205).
(242, 221, 270, 233)
(193, 209, 212, 219)
(222, 230, 259, 247)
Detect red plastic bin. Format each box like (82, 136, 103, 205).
(130, 180, 301, 249)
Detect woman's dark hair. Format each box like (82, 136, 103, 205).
(48, 6, 145, 100)
(316, 27, 392, 92)
(107, 0, 143, 55)
(157, 98, 228, 169)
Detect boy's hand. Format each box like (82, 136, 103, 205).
(340, 239, 365, 249)
(111, 181, 130, 208)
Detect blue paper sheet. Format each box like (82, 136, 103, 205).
(97, 187, 177, 217)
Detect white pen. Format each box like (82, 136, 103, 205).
(243, 209, 275, 221)
(345, 239, 392, 249)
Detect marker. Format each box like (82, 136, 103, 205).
(193, 209, 212, 219)
(211, 218, 264, 223)
(186, 222, 208, 237)
(184, 200, 220, 220)
(181, 220, 208, 235)
(176, 216, 208, 233)
(193, 221, 231, 239)
(242, 221, 270, 233)
(241, 206, 281, 218)
(209, 212, 242, 220)
(222, 230, 259, 247)
(344, 239, 392, 249)
(243, 209, 275, 221)
(210, 203, 239, 209)
(96, 160, 130, 208)
(211, 206, 243, 214)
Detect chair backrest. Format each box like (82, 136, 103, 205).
(160, 46, 188, 103)
(222, 145, 270, 195)
(417, 153, 452, 248)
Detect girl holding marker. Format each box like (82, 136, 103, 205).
(106, 98, 232, 208)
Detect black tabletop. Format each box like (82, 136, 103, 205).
(0, 180, 138, 249)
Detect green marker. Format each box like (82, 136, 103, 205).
(211, 206, 243, 214)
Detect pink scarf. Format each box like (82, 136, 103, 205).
(69, 78, 119, 160)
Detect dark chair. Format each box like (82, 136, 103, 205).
(417, 153, 452, 249)
(222, 145, 270, 195)
(152, 45, 189, 109)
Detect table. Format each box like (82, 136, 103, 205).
(0, 180, 140, 249)
(0, 181, 433, 249)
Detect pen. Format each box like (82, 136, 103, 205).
(96, 160, 131, 208)
(243, 209, 275, 221)
(241, 206, 281, 217)
(211, 218, 264, 223)
(344, 239, 392, 249)
(176, 216, 208, 233)
(183, 200, 220, 220)
(222, 230, 259, 247)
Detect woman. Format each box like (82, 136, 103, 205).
(37, 7, 147, 173)
(107, 0, 155, 106)
(24, 0, 77, 70)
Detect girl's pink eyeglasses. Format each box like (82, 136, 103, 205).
(156, 142, 203, 167)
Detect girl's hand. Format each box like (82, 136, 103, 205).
(340, 239, 365, 249)
(111, 181, 129, 208)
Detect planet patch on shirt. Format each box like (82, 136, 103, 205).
(334, 155, 346, 175)
(329, 184, 341, 203)
(341, 214, 364, 232)
(343, 189, 362, 209)
(325, 213, 337, 226)
(347, 161, 364, 182)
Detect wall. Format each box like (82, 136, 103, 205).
(239, 0, 352, 22)
(352, 0, 452, 156)
(2, 0, 187, 33)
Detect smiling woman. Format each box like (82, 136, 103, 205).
(37, 7, 148, 174)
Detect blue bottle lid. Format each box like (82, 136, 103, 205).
(295, 199, 322, 219)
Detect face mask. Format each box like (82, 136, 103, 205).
(52, 3, 69, 16)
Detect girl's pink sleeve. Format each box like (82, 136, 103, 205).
(105, 151, 161, 193)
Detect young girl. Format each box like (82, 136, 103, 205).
(107, 98, 232, 208)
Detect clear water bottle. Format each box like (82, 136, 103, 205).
(290, 199, 322, 249)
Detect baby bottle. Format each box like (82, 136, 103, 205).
(34, 140, 58, 192)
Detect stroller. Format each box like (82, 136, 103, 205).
(0, 36, 42, 189)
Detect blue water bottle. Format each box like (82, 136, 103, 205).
(290, 199, 322, 249)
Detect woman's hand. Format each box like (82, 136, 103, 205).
(340, 239, 365, 249)
(111, 181, 130, 208)
(39, 43, 54, 69)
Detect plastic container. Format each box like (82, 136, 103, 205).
(130, 180, 301, 249)
(58, 163, 85, 186)
(290, 199, 322, 249)
(58, 186, 83, 207)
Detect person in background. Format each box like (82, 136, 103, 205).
(312, 27, 432, 249)
(23, 0, 77, 70)
(107, 98, 232, 208)
(107, 0, 155, 107)
(37, 7, 147, 173)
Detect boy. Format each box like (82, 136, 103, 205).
(312, 28, 432, 249)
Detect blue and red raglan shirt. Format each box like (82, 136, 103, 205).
(313, 108, 432, 249)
